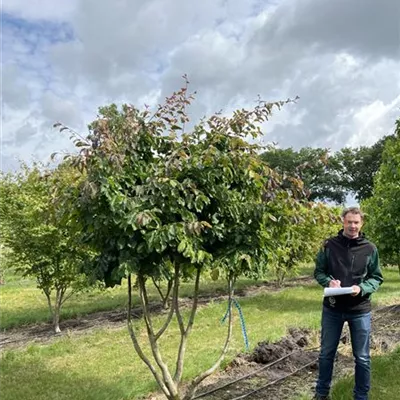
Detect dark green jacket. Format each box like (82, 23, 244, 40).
(314, 230, 383, 312)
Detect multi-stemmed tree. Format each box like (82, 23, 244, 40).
(61, 81, 306, 399)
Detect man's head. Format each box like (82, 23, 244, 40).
(341, 207, 364, 239)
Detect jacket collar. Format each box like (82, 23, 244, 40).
(337, 229, 368, 246)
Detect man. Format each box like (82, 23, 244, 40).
(313, 207, 383, 400)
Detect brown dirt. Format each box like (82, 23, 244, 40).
(0, 275, 314, 350)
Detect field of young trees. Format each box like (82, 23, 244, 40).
(1, 85, 399, 400)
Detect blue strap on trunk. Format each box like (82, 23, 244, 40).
(221, 298, 249, 351)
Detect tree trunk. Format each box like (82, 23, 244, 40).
(127, 274, 178, 399)
(53, 307, 61, 334)
(53, 287, 64, 334)
(44, 289, 54, 326)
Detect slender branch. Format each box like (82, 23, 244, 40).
(152, 277, 166, 304)
(138, 275, 178, 398)
(183, 277, 235, 400)
(58, 287, 66, 306)
(43, 288, 54, 319)
(166, 278, 173, 304)
(126, 275, 171, 398)
(60, 288, 76, 306)
(155, 278, 177, 341)
(174, 267, 201, 383)
(185, 267, 201, 334)
(138, 275, 157, 338)
(174, 264, 185, 336)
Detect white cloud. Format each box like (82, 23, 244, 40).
(1, 0, 400, 172)
(2, 0, 77, 21)
(349, 95, 400, 147)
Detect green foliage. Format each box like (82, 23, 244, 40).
(65, 87, 304, 285)
(335, 135, 390, 202)
(0, 162, 90, 332)
(363, 118, 400, 268)
(261, 147, 346, 203)
(260, 137, 392, 204)
(266, 203, 340, 285)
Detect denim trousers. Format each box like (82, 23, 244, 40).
(316, 306, 371, 400)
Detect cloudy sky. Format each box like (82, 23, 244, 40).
(2, 0, 400, 172)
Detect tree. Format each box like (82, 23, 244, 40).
(267, 202, 340, 286)
(260, 147, 346, 203)
(0, 162, 90, 333)
(260, 136, 393, 204)
(62, 81, 304, 400)
(335, 135, 391, 202)
(362, 118, 400, 271)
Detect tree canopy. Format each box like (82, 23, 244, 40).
(260, 136, 392, 204)
(363, 118, 400, 269)
(0, 162, 90, 332)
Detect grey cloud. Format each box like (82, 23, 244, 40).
(251, 0, 400, 61)
(2, 64, 31, 109)
(15, 123, 38, 145)
(49, 0, 260, 99)
(40, 92, 83, 127)
(158, 0, 400, 150)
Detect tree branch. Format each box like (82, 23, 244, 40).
(126, 275, 171, 398)
(155, 277, 177, 341)
(43, 288, 54, 319)
(174, 264, 185, 336)
(152, 276, 166, 304)
(138, 274, 178, 398)
(60, 288, 76, 306)
(174, 266, 201, 383)
(183, 276, 234, 400)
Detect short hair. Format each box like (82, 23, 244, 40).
(341, 206, 364, 220)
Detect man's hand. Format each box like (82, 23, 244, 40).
(329, 279, 341, 288)
(351, 285, 361, 296)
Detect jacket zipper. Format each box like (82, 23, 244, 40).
(351, 255, 355, 273)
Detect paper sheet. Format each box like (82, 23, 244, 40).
(323, 287, 354, 297)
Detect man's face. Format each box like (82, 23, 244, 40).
(343, 212, 363, 238)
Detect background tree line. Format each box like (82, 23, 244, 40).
(260, 134, 391, 204)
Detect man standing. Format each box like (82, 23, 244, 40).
(313, 207, 383, 400)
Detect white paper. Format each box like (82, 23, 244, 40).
(323, 287, 354, 297)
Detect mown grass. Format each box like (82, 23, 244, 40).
(0, 268, 398, 400)
(297, 346, 400, 400)
(0, 268, 263, 330)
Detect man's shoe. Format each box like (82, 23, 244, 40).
(313, 395, 330, 400)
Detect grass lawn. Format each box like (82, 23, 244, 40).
(0, 268, 399, 400)
(0, 269, 261, 330)
(330, 346, 400, 400)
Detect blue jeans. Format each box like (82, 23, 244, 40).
(316, 307, 371, 400)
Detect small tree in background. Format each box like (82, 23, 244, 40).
(0, 163, 90, 333)
(266, 201, 340, 286)
(61, 79, 305, 399)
